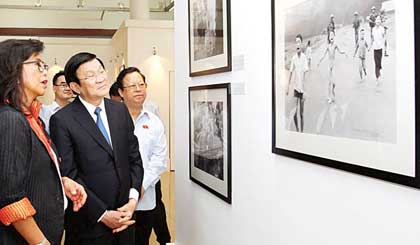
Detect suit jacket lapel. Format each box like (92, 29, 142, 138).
(72, 97, 114, 157)
(39, 130, 61, 173)
(50, 141, 59, 162)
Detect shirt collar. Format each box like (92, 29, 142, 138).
(79, 96, 105, 115)
(51, 101, 61, 112)
(141, 109, 150, 118)
(134, 108, 151, 123)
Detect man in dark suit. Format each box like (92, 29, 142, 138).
(50, 52, 144, 245)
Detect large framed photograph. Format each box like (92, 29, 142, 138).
(188, 0, 232, 77)
(189, 83, 232, 203)
(272, 0, 420, 188)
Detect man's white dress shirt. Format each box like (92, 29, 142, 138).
(133, 109, 167, 211)
(40, 101, 62, 134)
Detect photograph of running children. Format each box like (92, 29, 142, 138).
(283, 0, 395, 143)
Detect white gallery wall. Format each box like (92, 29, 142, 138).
(174, 0, 420, 245)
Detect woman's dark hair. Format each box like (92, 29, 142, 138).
(0, 39, 44, 110)
(64, 52, 105, 85)
(115, 66, 146, 89)
(52, 71, 65, 85)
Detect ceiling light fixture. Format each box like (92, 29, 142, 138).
(34, 0, 41, 7)
(77, 0, 85, 8)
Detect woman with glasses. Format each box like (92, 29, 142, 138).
(0, 39, 87, 245)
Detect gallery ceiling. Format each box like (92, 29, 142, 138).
(0, 0, 173, 30)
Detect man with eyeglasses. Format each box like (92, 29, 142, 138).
(39, 71, 73, 133)
(49, 52, 144, 245)
(110, 78, 161, 118)
(117, 67, 171, 245)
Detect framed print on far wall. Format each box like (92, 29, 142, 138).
(272, 0, 420, 188)
(188, 0, 232, 77)
(189, 83, 232, 203)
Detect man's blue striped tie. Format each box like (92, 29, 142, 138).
(94, 107, 111, 146)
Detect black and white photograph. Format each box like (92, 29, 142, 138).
(191, 0, 224, 60)
(193, 101, 224, 180)
(272, 0, 420, 188)
(189, 84, 231, 203)
(284, 0, 396, 142)
(188, 0, 231, 76)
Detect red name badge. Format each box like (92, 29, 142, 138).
(142, 124, 149, 129)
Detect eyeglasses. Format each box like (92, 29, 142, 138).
(54, 83, 69, 89)
(122, 82, 147, 90)
(22, 60, 49, 73)
(79, 69, 107, 83)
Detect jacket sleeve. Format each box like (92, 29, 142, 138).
(0, 110, 36, 225)
(124, 106, 144, 194)
(50, 114, 108, 224)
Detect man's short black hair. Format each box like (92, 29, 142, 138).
(109, 82, 120, 97)
(52, 71, 65, 86)
(64, 52, 105, 85)
(296, 34, 303, 42)
(116, 67, 146, 89)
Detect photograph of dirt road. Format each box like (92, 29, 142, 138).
(283, 0, 396, 143)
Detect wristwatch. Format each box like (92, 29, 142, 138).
(35, 238, 48, 245)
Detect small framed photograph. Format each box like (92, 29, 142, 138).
(189, 83, 232, 203)
(188, 0, 232, 76)
(272, 0, 420, 188)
